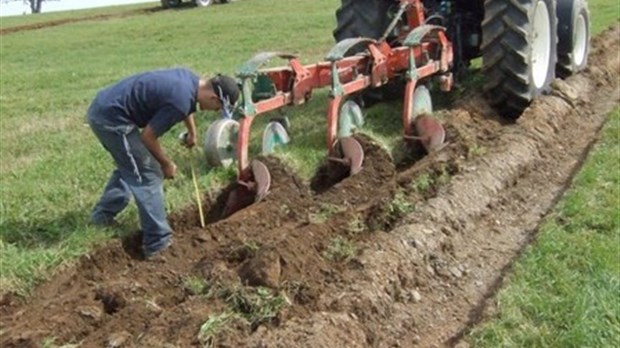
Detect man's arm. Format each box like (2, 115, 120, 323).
(183, 113, 197, 148)
(141, 125, 177, 179)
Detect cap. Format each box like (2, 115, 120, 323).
(211, 74, 240, 119)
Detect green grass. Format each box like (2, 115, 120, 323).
(0, 0, 618, 302)
(197, 311, 236, 347)
(0, 2, 156, 28)
(468, 109, 620, 347)
(323, 236, 357, 263)
(0, 0, 341, 295)
(590, 0, 620, 34)
(211, 285, 287, 329)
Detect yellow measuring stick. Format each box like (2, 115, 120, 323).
(180, 132, 205, 228)
(190, 158, 206, 228)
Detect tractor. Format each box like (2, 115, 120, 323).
(334, 0, 590, 117)
(202, 0, 591, 216)
(161, 0, 230, 9)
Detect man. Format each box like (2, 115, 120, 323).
(86, 68, 239, 259)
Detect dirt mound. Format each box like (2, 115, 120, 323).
(0, 7, 163, 36)
(1, 25, 618, 348)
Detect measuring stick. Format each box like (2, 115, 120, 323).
(190, 156, 206, 228)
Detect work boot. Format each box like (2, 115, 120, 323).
(89, 216, 121, 228)
(143, 239, 173, 262)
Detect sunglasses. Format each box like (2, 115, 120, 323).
(214, 84, 234, 119)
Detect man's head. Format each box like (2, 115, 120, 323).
(197, 74, 240, 118)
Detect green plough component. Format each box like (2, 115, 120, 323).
(237, 52, 297, 78)
(403, 25, 444, 47)
(325, 37, 376, 61)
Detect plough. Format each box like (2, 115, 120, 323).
(203, 0, 591, 216)
(204, 1, 453, 216)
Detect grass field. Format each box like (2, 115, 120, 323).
(469, 109, 620, 347)
(0, 3, 618, 342)
(0, 2, 154, 28)
(0, 0, 345, 293)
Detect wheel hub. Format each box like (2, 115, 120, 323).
(532, 1, 552, 89)
(573, 13, 588, 67)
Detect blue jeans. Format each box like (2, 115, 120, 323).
(87, 106, 172, 256)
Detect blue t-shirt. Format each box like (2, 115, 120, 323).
(92, 68, 199, 137)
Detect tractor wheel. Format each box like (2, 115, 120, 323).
(333, 0, 392, 43)
(556, 0, 590, 77)
(161, 0, 181, 9)
(194, 0, 213, 7)
(482, 0, 558, 118)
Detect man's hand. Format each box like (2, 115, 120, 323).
(141, 125, 176, 179)
(183, 114, 198, 149)
(162, 161, 177, 179)
(182, 132, 197, 148)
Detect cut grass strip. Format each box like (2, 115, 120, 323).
(0, 0, 338, 296)
(468, 109, 620, 348)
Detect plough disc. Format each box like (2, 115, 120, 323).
(411, 85, 433, 117)
(406, 85, 446, 152)
(414, 115, 445, 152)
(204, 118, 239, 167)
(223, 160, 271, 217)
(338, 100, 364, 138)
(328, 136, 364, 177)
(262, 121, 290, 155)
(251, 159, 271, 201)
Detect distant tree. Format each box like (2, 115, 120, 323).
(27, 0, 44, 14)
(1, 0, 49, 14)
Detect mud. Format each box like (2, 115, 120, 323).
(0, 7, 164, 36)
(1, 25, 618, 348)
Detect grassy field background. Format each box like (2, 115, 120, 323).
(0, 2, 618, 344)
(0, 0, 346, 293)
(0, 2, 154, 27)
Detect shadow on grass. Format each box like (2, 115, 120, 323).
(0, 209, 110, 249)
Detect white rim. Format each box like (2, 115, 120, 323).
(531, 1, 552, 89)
(572, 13, 588, 67)
(196, 0, 213, 6)
(204, 119, 238, 167)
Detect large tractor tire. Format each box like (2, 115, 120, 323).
(333, 0, 400, 105)
(556, 0, 590, 77)
(482, 0, 558, 118)
(333, 0, 392, 43)
(161, 0, 181, 9)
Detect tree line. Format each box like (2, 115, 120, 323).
(3, 0, 49, 14)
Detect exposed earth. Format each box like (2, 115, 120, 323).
(0, 6, 164, 35)
(1, 23, 619, 348)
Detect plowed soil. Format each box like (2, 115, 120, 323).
(0, 7, 163, 35)
(1, 26, 618, 348)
